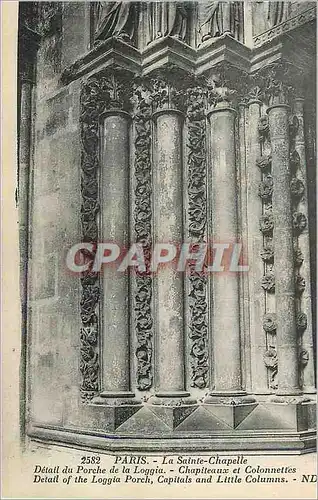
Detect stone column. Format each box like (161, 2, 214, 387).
(150, 85, 194, 405)
(206, 100, 245, 399)
(238, 101, 251, 392)
(18, 25, 40, 441)
(267, 100, 301, 396)
(293, 98, 315, 393)
(19, 74, 33, 315)
(97, 109, 136, 403)
(246, 93, 269, 394)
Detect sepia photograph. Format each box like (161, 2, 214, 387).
(1, 0, 317, 498)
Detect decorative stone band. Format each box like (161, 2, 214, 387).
(79, 71, 132, 401)
(186, 86, 208, 389)
(253, 6, 316, 47)
(79, 78, 101, 401)
(133, 82, 154, 391)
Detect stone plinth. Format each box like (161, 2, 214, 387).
(19, 1, 316, 454)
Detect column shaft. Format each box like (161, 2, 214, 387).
(208, 102, 244, 395)
(238, 103, 251, 392)
(153, 110, 189, 398)
(19, 77, 33, 440)
(268, 104, 301, 395)
(246, 100, 269, 393)
(100, 111, 133, 398)
(293, 98, 315, 392)
(19, 79, 33, 310)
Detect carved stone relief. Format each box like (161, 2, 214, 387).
(186, 86, 209, 389)
(79, 72, 132, 400)
(94, 2, 138, 44)
(147, 2, 189, 44)
(132, 82, 154, 390)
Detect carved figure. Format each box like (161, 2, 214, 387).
(267, 1, 289, 28)
(147, 2, 189, 43)
(199, 1, 243, 43)
(95, 2, 137, 43)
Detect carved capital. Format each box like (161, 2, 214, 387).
(151, 77, 186, 113)
(149, 66, 193, 113)
(247, 85, 264, 104)
(261, 62, 295, 107)
(207, 87, 237, 110)
(81, 70, 133, 119)
(100, 71, 133, 112)
(204, 63, 247, 110)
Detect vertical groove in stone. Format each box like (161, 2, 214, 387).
(79, 78, 101, 401)
(291, 98, 315, 393)
(186, 86, 209, 389)
(268, 103, 301, 395)
(133, 82, 153, 391)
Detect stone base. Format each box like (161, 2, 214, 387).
(147, 392, 197, 408)
(28, 400, 316, 454)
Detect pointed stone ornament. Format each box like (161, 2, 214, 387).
(148, 404, 198, 429)
(114, 405, 144, 430)
(235, 404, 294, 431)
(205, 403, 258, 429)
(174, 406, 232, 432)
(115, 406, 172, 434)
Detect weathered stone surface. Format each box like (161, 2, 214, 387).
(19, 1, 316, 453)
